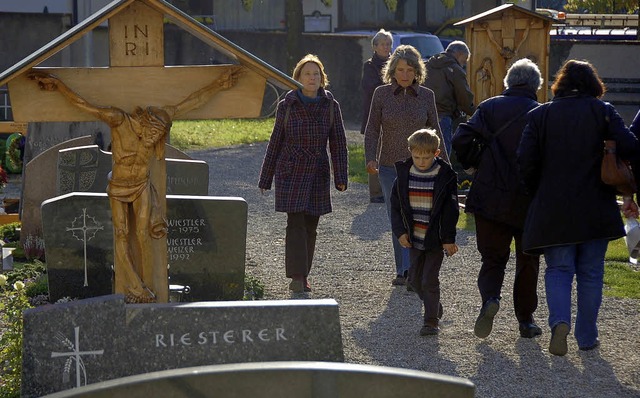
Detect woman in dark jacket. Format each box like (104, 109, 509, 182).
(361, 29, 392, 203)
(452, 58, 542, 340)
(517, 60, 640, 356)
(258, 54, 349, 293)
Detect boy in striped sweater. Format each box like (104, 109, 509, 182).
(390, 129, 459, 335)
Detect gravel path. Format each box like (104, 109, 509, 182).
(189, 130, 640, 398)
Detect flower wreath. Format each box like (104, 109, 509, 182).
(7, 133, 23, 172)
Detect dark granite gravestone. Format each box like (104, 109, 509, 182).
(24, 121, 111, 166)
(22, 296, 345, 398)
(20, 136, 96, 248)
(40, 362, 475, 398)
(57, 145, 209, 196)
(41, 193, 247, 302)
(22, 295, 128, 398)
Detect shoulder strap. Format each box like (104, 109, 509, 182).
(492, 106, 532, 139)
(330, 100, 335, 130)
(283, 103, 291, 127)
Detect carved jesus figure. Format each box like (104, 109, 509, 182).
(30, 67, 241, 302)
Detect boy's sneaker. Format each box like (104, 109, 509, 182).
(420, 325, 440, 336)
(549, 322, 570, 356)
(474, 298, 500, 338)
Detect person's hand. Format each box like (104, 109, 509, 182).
(622, 196, 639, 218)
(28, 71, 58, 91)
(337, 184, 346, 191)
(398, 234, 411, 248)
(443, 243, 458, 257)
(366, 160, 379, 175)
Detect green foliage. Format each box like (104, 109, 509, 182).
(0, 276, 31, 398)
(603, 262, 640, 298)
(25, 274, 49, 298)
(170, 118, 274, 150)
(348, 145, 368, 184)
(243, 275, 265, 300)
(383, 0, 398, 12)
(564, 0, 638, 13)
(3, 260, 46, 287)
(0, 223, 20, 243)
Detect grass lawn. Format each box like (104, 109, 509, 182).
(166, 119, 640, 299)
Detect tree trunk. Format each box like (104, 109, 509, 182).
(285, 0, 304, 75)
(417, 0, 427, 30)
(394, 0, 407, 24)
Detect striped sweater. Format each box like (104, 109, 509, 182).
(409, 163, 440, 249)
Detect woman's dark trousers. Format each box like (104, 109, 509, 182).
(475, 213, 540, 323)
(285, 212, 320, 278)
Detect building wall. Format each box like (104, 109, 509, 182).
(2, 12, 639, 125)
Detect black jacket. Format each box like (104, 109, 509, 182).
(360, 53, 387, 134)
(517, 95, 639, 254)
(390, 157, 459, 250)
(452, 86, 539, 228)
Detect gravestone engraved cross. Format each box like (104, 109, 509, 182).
(65, 208, 104, 286)
(50, 326, 105, 388)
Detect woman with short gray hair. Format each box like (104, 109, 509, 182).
(361, 29, 393, 203)
(452, 58, 543, 341)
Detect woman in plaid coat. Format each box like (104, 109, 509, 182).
(258, 54, 349, 293)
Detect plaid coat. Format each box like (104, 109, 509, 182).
(258, 89, 349, 216)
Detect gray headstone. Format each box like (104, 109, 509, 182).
(40, 362, 475, 398)
(41, 193, 247, 302)
(23, 296, 345, 398)
(20, 136, 96, 249)
(24, 122, 111, 166)
(22, 295, 128, 398)
(56, 145, 209, 196)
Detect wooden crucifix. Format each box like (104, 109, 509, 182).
(16, 1, 260, 303)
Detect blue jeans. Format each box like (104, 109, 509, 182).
(378, 165, 410, 276)
(543, 239, 608, 348)
(439, 115, 453, 157)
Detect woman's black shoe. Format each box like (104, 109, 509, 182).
(519, 322, 542, 338)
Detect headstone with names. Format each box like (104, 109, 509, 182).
(22, 296, 345, 398)
(57, 145, 209, 196)
(24, 121, 111, 166)
(41, 193, 247, 302)
(21, 138, 199, 248)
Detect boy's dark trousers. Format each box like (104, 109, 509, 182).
(408, 247, 444, 327)
(474, 213, 540, 323)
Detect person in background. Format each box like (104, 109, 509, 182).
(452, 58, 543, 340)
(424, 41, 475, 155)
(361, 29, 393, 204)
(258, 54, 349, 294)
(364, 44, 446, 286)
(517, 59, 640, 356)
(390, 129, 459, 336)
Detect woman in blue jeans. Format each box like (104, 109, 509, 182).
(518, 60, 640, 356)
(363, 45, 447, 285)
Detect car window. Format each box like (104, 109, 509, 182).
(399, 36, 444, 59)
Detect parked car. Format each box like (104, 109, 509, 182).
(337, 30, 444, 60)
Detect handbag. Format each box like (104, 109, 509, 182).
(601, 140, 637, 195)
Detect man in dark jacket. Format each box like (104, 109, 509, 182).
(452, 58, 542, 339)
(424, 41, 475, 156)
